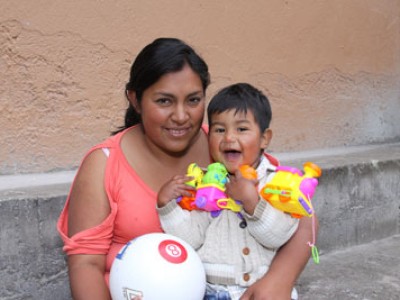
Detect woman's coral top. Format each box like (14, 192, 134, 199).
(57, 126, 165, 283)
(56, 125, 277, 284)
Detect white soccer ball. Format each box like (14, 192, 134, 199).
(109, 233, 206, 300)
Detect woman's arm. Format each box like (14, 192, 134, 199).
(240, 215, 318, 300)
(67, 149, 111, 300)
(68, 254, 110, 300)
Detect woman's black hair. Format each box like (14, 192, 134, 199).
(113, 38, 210, 134)
(207, 83, 272, 132)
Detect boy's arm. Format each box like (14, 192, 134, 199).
(244, 199, 299, 249)
(157, 174, 210, 249)
(157, 201, 210, 249)
(227, 170, 298, 248)
(240, 215, 318, 300)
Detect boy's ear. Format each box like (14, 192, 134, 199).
(261, 128, 273, 149)
(126, 90, 141, 113)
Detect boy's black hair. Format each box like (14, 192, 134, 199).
(207, 83, 272, 132)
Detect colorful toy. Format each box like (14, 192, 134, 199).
(110, 233, 206, 300)
(177, 162, 243, 216)
(176, 163, 203, 211)
(260, 161, 322, 264)
(260, 162, 321, 218)
(194, 163, 241, 217)
(238, 164, 258, 180)
(176, 161, 322, 264)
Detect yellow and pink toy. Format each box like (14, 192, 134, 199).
(261, 161, 322, 264)
(260, 162, 322, 218)
(177, 162, 244, 217)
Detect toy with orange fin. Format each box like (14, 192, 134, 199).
(259, 161, 322, 264)
(260, 162, 322, 218)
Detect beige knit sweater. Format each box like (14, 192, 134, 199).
(157, 156, 299, 287)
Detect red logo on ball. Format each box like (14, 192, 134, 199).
(158, 239, 188, 264)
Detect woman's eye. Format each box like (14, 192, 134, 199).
(188, 97, 202, 105)
(156, 98, 171, 105)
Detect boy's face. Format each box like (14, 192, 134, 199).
(208, 109, 272, 174)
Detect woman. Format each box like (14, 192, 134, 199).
(57, 37, 316, 300)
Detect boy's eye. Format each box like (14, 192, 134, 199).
(213, 127, 225, 133)
(238, 127, 248, 132)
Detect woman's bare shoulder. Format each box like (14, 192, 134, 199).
(67, 149, 110, 237)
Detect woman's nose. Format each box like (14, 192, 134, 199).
(171, 104, 189, 123)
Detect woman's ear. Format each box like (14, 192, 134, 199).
(126, 90, 141, 113)
(261, 128, 273, 150)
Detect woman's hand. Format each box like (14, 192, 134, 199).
(240, 273, 293, 300)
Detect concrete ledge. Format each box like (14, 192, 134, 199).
(0, 184, 71, 300)
(0, 143, 399, 299)
(277, 142, 400, 254)
(0, 170, 76, 192)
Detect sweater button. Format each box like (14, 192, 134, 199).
(242, 247, 250, 255)
(243, 273, 250, 282)
(239, 219, 247, 228)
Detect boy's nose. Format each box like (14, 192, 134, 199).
(223, 131, 237, 142)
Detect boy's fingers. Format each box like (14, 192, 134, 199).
(235, 169, 243, 178)
(184, 175, 195, 182)
(181, 189, 195, 197)
(187, 185, 196, 191)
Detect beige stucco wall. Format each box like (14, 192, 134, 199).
(1, 0, 399, 175)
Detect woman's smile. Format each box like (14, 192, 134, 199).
(165, 126, 192, 138)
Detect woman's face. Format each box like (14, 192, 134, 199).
(132, 64, 205, 155)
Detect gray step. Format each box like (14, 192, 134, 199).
(0, 142, 399, 299)
(298, 234, 400, 299)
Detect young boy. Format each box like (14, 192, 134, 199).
(157, 83, 299, 300)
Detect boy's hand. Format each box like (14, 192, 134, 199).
(225, 170, 259, 215)
(157, 175, 195, 208)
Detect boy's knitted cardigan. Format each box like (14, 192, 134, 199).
(157, 155, 299, 287)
